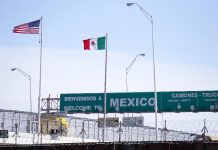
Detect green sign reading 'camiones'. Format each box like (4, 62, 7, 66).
(60, 91, 218, 113)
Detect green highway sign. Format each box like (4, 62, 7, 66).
(159, 91, 218, 112)
(159, 92, 198, 112)
(60, 93, 104, 113)
(106, 92, 155, 113)
(0, 130, 8, 138)
(196, 91, 218, 112)
(60, 90, 218, 113)
(60, 92, 156, 113)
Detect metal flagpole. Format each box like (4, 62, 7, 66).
(102, 33, 108, 142)
(37, 16, 43, 143)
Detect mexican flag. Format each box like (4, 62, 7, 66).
(83, 36, 106, 50)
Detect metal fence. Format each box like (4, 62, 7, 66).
(0, 109, 38, 133)
(67, 117, 203, 142)
(0, 109, 217, 144)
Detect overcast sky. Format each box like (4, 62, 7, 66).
(0, 1, 218, 132)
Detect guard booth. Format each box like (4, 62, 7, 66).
(40, 113, 73, 136)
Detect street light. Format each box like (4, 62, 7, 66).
(126, 53, 145, 92)
(127, 3, 158, 141)
(126, 53, 145, 141)
(11, 68, 32, 112)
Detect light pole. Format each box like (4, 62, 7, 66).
(11, 68, 32, 112)
(126, 53, 145, 141)
(127, 3, 158, 141)
(126, 53, 145, 92)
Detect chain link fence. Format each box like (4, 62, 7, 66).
(0, 109, 217, 144)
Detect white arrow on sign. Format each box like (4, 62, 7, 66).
(177, 103, 181, 109)
(98, 96, 102, 100)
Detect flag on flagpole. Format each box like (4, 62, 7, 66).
(83, 36, 106, 50)
(13, 19, 40, 34)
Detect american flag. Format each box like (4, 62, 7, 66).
(13, 19, 40, 34)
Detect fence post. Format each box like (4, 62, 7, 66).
(117, 121, 123, 142)
(201, 119, 208, 141)
(88, 120, 90, 139)
(79, 121, 86, 143)
(12, 123, 20, 144)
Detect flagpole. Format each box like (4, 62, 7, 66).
(102, 33, 108, 142)
(37, 16, 43, 143)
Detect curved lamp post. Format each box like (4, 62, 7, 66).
(126, 53, 145, 92)
(11, 68, 32, 112)
(127, 3, 158, 141)
(126, 53, 145, 141)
